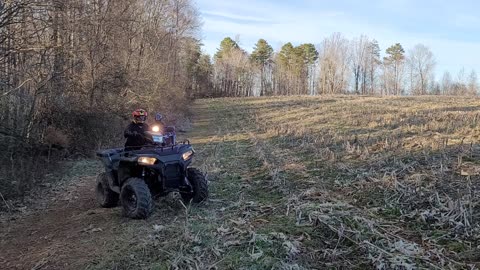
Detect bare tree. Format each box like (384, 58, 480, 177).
(351, 36, 381, 95)
(441, 71, 453, 95)
(467, 70, 479, 96)
(407, 44, 436, 95)
(454, 68, 468, 95)
(351, 35, 368, 94)
(318, 33, 351, 94)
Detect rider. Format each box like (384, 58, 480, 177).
(124, 109, 150, 150)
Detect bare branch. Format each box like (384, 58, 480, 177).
(0, 79, 32, 98)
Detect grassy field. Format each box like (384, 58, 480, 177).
(2, 95, 480, 269)
(102, 96, 480, 269)
(121, 95, 479, 269)
(179, 95, 480, 269)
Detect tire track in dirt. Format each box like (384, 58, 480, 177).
(0, 170, 128, 270)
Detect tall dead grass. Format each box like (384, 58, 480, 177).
(233, 95, 480, 268)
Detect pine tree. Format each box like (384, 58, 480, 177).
(251, 39, 273, 95)
(251, 39, 273, 66)
(367, 40, 381, 94)
(193, 53, 213, 97)
(214, 37, 239, 61)
(385, 43, 405, 62)
(278, 42, 295, 67)
(298, 43, 318, 65)
(298, 43, 318, 94)
(384, 43, 405, 95)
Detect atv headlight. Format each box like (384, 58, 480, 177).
(152, 125, 160, 132)
(182, 150, 194, 161)
(138, 157, 157, 165)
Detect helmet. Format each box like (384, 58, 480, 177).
(132, 109, 148, 123)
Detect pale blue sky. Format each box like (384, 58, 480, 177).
(195, 0, 480, 78)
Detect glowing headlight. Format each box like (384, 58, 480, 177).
(138, 157, 157, 165)
(152, 125, 160, 132)
(182, 150, 194, 160)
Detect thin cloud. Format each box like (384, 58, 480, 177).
(202, 11, 278, 25)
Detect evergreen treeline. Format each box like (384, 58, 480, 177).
(195, 34, 479, 97)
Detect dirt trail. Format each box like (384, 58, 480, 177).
(0, 168, 126, 269)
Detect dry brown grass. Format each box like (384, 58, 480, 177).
(70, 96, 479, 269)
(219, 95, 480, 268)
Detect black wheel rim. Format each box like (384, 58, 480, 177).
(123, 187, 137, 213)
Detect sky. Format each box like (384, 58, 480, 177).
(195, 0, 480, 79)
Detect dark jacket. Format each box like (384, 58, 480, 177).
(124, 122, 150, 150)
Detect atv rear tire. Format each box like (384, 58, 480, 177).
(120, 178, 153, 219)
(182, 168, 208, 203)
(96, 172, 119, 208)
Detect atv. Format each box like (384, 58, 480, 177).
(95, 113, 208, 219)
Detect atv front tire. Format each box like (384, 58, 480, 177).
(96, 172, 119, 208)
(182, 168, 208, 203)
(120, 178, 153, 219)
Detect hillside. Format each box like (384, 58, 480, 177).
(1, 96, 480, 269)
